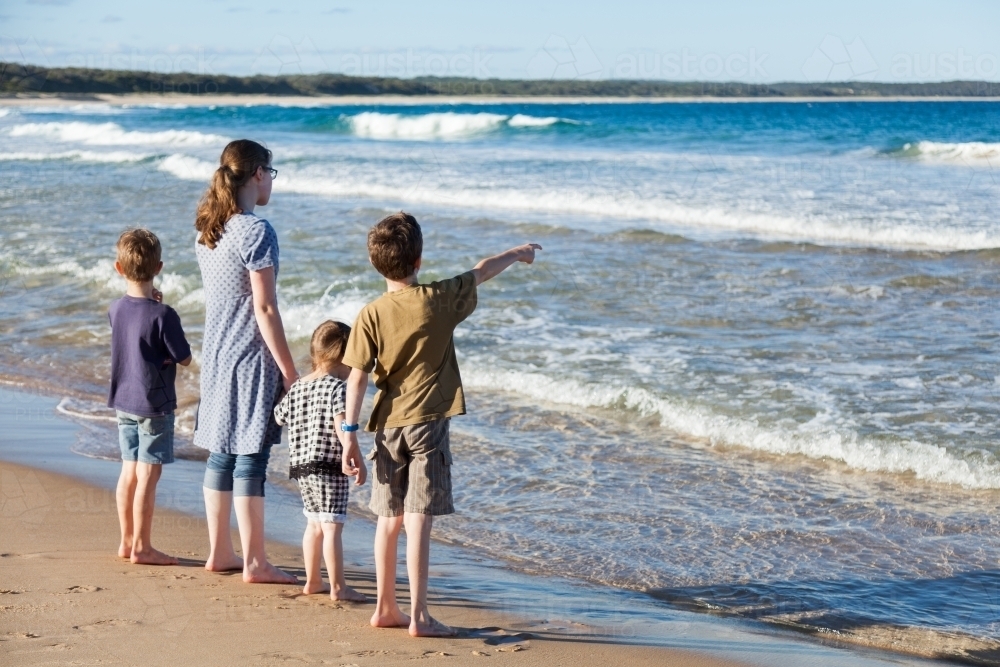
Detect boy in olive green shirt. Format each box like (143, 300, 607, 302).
(341, 211, 540, 638)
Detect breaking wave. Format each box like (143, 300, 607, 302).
(342, 111, 576, 140)
(462, 364, 1000, 490)
(7, 121, 227, 147)
(890, 140, 1000, 165)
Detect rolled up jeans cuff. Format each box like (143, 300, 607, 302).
(203, 468, 234, 492)
(233, 477, 266, 497)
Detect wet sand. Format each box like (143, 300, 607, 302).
(0, 459, 743, 667)
(0, 385, 955, 667)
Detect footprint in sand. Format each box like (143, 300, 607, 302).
(495, 645, 526, 653)
(254, 651, 326, 662)
(471, 650, 490, 657)
(121, 570, 160, 578)
(0, 589, 23, 594)
(65, 585, 102, 594)
(471, 628, 534, 647)
(17, 632, 40, 639)
(72, 619, 137, 631)
(279, 590, 344, 609)
(41, 643, 72, 651)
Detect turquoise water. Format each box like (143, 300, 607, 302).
(2, 100, 1000, 658)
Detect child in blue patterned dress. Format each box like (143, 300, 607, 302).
(274, 320, 368, 600)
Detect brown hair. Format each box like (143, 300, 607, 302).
(367, 212, 422, 280)
(310, 320, 351, 371)
(195, 139, 272, 249)
(116, 228, 162, 283)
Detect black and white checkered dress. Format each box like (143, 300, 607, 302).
(273, 375, 349, 522)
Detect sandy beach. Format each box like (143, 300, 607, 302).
(4, 93, 999, 666)
(0, 388, 945, 667)
(4, 3, 1000, 664)
(0, 459, 745, 667)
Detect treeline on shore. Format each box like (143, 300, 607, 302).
(2, 62, 999, 98)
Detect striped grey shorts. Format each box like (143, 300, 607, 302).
(367, 417, 453, 517)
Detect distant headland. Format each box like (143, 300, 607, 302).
(3, 62, 1000, 99)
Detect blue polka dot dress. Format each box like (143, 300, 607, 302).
(194, 212, 283, 455)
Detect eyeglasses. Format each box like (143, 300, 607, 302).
(263, 166, 278, 179)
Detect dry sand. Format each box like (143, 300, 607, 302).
(0, 460, 746, 667)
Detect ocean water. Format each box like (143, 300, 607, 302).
(2, 99, 1000, 660)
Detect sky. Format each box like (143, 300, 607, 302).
(1, 0, 998, 83)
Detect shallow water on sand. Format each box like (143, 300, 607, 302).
(2, 100, 1000, 659)
(0, 387, 953, 667)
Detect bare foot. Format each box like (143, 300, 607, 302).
(205, 554, 243, 572)
(243, 561, 298, 585)
(117, 541, 132, 559)
(131, 547, 179, 566)
(371, 606, 411, 628)
(302, 581, 331, 595)
(410, 617, 457, 638)
(331, 585, 367, 602)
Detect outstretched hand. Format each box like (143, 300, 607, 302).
(514, 243, 542, 264)
(472, 243, 543, 285)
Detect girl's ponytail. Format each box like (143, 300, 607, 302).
(195, 139, 272, 249)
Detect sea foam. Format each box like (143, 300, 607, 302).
(150, 156, 1000, 251)
(280, 288, 369, 341)
(902, 140, 1000, 164)
(345, 112, 507, 140)
(275, 172, 1000, 251)
(343, 111, 574, 140)
(462, 364, 1000, 490)
(147, 151, 1000, 251)
(508, 114, 562, 127)
(0, 149, 153, 163)
(14, 259, 199, 302)
(8, 121, 227, 147)
(16, 103, 125, 116)
(157, 153, 217, 180)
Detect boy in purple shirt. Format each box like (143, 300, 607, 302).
(108, 229, 191, 565)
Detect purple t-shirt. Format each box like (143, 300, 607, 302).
(107, 295, 191, 417)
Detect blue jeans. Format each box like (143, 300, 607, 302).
(117, 411, 175, 464)
(203, 446, 271, 497)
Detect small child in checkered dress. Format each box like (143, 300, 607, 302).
(274, 320, 368, 601)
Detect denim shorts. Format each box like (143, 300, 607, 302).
(117, 410, 175, 465)
(203, 445, 272, 497)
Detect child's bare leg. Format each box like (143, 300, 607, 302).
(322, 522, 366, 601)
(116, 462, 138, 558)
(370, 515, 409, 627)
(203, 488, 243, 572)
(302, 520, 329, 594)
(404, 513, 454, 637)
(233, 495, 297, 584)
(130, 463, 177, 565)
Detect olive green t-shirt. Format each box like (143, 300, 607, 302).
(343, 271, 478, 431)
